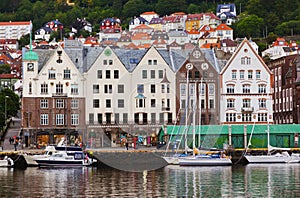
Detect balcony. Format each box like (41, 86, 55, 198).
(241, 107, 254, 112)
(161, 107, 170, 111)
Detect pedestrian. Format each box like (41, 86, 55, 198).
(13, 139, 18, 151)
(125, 139, 129, 150)
(9, 137, 12, 145)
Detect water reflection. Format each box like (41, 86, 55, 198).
(164, 165, 232, 197)
(0, 164, 299, 197)
(244, 164, 300, 197)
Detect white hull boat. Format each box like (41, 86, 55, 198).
(22, 138, 88, 166)
(179, 155, 232, 166)
(245, 152, 300, 163)
(35, 151, 95, 167)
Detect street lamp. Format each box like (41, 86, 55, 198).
(297, 105, 299, 124)
(5, 96, 9, 126)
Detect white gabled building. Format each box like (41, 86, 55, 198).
(220, 38, 273, 125)
(22, 45, 86, 147)
(84, 46, 184, 147)
(85, 46, 134, 147)
(131, 46, 177, 126)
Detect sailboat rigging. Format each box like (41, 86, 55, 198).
(163, 63, 232, 166)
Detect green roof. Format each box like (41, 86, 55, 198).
(23, 50, 39, 61)
(165, 125, 229, 135)
(164, 124, 300, 135)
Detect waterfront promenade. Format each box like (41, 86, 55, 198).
(1, 117, 22, 151)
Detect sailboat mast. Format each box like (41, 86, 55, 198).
(267, 123, 270, 155)
(185, 63, 193, 154)
(198, 78, 203, 148)
(192, 83, 196, 154)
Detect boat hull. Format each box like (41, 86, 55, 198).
(245, 155, 296, 163)
(162, 156, 179, 165)
(35, 159, 85, 167)
(179, 157, 232, 166)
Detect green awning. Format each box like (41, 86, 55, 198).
(165, 124, 300, 136)
(166, 125, 228, 135)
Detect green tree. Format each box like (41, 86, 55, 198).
(0, 64, 11, 74)
(112, 0, 123, 18)
(0, 89, 20, 129)
(18, 34, 30, 50)
(234, 14, 264, 38)
(266, 32, 278, 44)
(14, 0, 34, 21)
(122, 0, 148, 20)
(156, 0, 187, 16)
(187, 3, 201, 14)
(275, 20, 300, 36)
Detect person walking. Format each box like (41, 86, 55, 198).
(125, 139, 129, 150)
(13, 138, 18, 151)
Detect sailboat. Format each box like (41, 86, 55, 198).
(244, 124, 300, 163)
(163, 64, 232, 166)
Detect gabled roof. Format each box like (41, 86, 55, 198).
(201, 43, 220, 49)
(141, 11, 158, 16)
(187, 13, 203, 20)
(272, 37, 289, 47)
(131, 24, 153, 30)
(149, 18, 165, 25)
(220, 38, 271, 75)
(220, 38, 237, 47)
(171, 12, 186, 16)
(184, 43, 196, 50)
(129, 17, 148, 24)
(131, 32, 151, 40)
(136, 43, 151, 49)
(163, 16, 182, 23)
(118, 34, 132, 42)
(199, 25, 215, 32)
(152, 38, 167, 45)
(114, 49, 147, 72)
(35, 26, 53, 34)
(187, 29, 200, 35)
(124, 43, 138, 50)
(215, 24, 232, 31)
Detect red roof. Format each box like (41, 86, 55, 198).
(171, 12, 186, 16)
(0, 21, 31, 26)
(201, 43, 220, 49)
(141, 11, 158, 16)
(272, 37, 288, 47)
(215, 24, 232, 31)
(132, 24, 153, 30)
(188, 29, 200, 35)
(0, 73, 18, 78)
(199, 25, 215, 33)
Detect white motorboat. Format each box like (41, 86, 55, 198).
(35, 151, 95, 167)
(22, 145, 57, 166)
(22, 138, 88, 166)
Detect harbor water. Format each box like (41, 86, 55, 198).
(0, 164, 300, 197)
